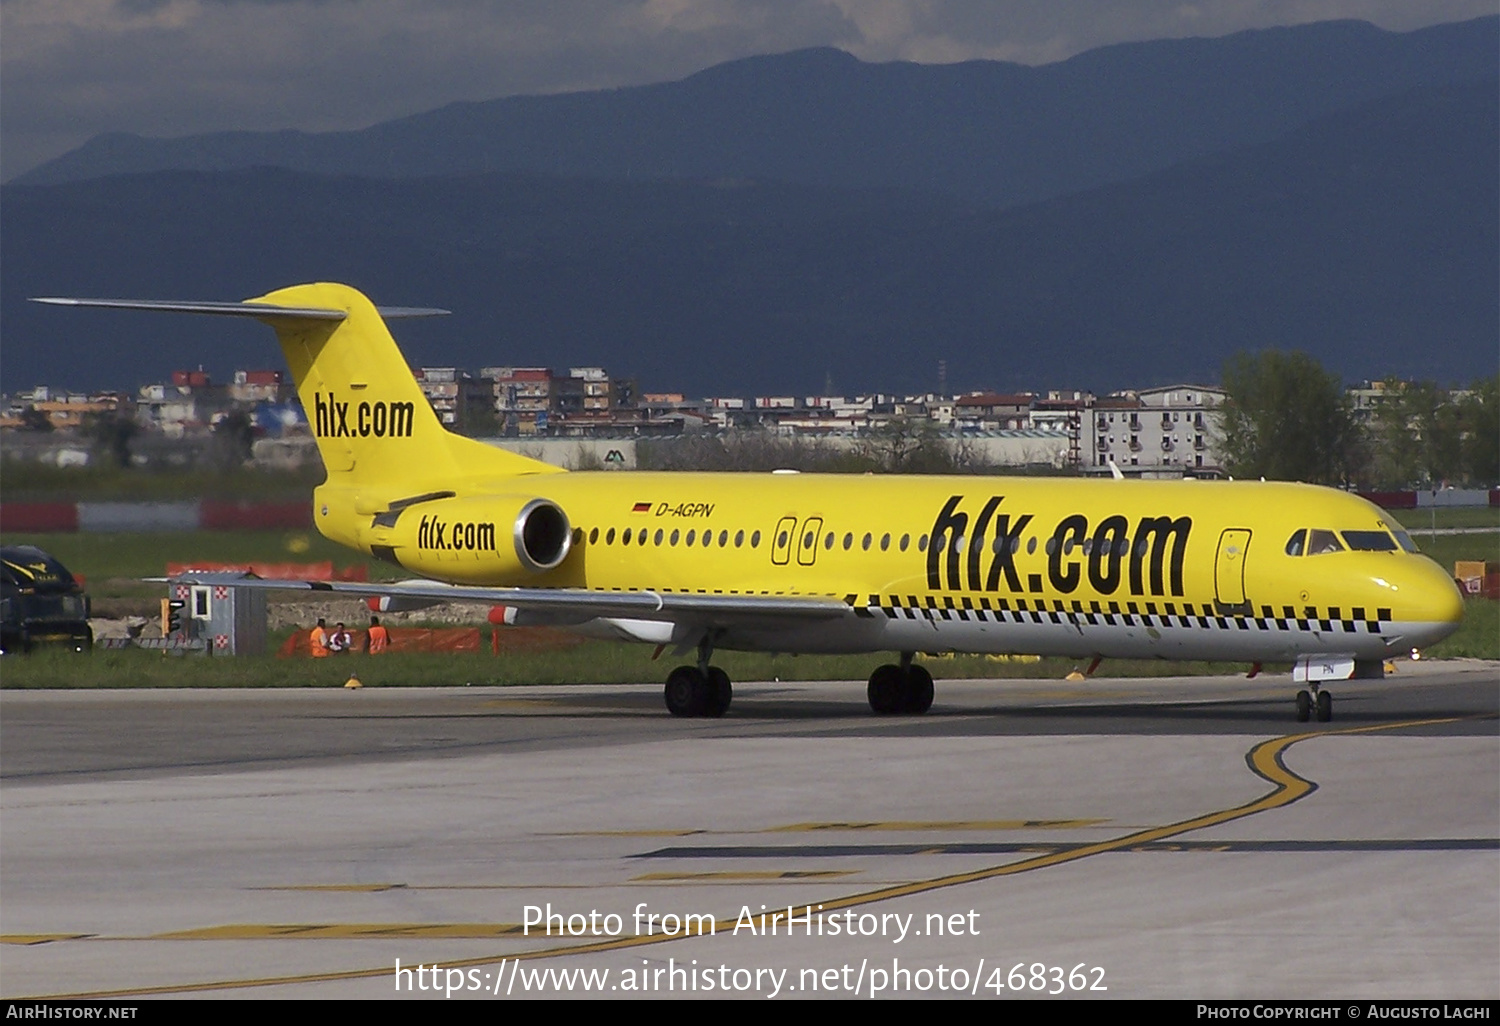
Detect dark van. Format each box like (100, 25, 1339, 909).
(1, 546, 92, 654)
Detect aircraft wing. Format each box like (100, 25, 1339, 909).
(167, 572, 855, 628)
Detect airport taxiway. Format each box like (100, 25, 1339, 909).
(1, 661, 1495, 999)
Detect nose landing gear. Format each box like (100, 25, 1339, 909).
(1295, 685, 1332, 723)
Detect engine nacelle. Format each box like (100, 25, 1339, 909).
(365, 494, 571, 584)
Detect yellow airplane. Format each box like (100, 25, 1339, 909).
(35, 283, 1466, 722)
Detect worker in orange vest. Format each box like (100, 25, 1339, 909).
(365, 616, 390, 654)
(310, 617, 330, 658)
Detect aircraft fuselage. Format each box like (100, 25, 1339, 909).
(319, 471, 1462, 663)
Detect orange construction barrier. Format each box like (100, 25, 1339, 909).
(278, 627, 482, 657)
(491, 627, 586, 653)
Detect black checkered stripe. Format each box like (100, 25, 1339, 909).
(846, 595, 1392, 634)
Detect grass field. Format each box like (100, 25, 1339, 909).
(2, 464, 323, 502)
(1430, 597, 1499, 660)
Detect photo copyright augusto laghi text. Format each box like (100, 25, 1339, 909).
(392, 903, 1108, 997)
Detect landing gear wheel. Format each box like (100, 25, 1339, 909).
(1315, 690, 1332, 723)
(868, 663, 934, 714)
(1295, 690, 1312, 723)
(665, 666, 707, 717)
(705, 667, 732, 718)
(904, 665, 934, 714)
(868, 664, 904, 714)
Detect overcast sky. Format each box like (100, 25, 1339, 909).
(2, 0, 1493, 181)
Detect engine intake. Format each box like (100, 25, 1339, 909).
(514, 498, 571, 572)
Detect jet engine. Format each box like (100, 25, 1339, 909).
(365, 494, 572, 584)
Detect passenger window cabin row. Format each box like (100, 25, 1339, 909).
(572, 523, 1417, 562)
(573, 524, 1208, 560)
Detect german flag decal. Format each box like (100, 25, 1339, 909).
(632, 502, 652, 513)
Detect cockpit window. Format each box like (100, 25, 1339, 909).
(1392, 530, 1420, 553)
(1284, 530, 1306, 556)
(1306, 529, 1343, 555)
(1341, 530, 1398, 552)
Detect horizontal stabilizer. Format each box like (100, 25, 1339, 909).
(29, 297, 449, 319)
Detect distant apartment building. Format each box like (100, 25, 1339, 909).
(136, 371, 235, 437)
(703, 396, 745, 430)
(638, 393, 710, 434)
(890, 396, 935, 422)
(415, 367, 495, 432)
(735, 393, 909, 434)
(0, 387, 130, 431)
(3, 355, 1237, 478)
(486, 367, 554, 433)
(953, 392, 1035, 431)
(480, 366, 650, 436)
(1343, 379, 1465, 431)
(228, 369, 291, 404)
(1347, 380, 1391, 423)
(1085, 384, 1225, 476)
(571, 367, 611, 411)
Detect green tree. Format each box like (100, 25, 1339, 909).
(640, 432, 845, 473)
(1369, 376, 1498, 488)
(851, 417, 990, 474)
(635, 424, 992, 474)
(458, 406, 501, 439)
(210, 409, 256, 472)
(1457, 375, 1498, 486)
(1218, 350, 1358, 485)
(1368, 380, 1439, 488)
(82, 410, 139, 469)
(19, 406, 54, 432)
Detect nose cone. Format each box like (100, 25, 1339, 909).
(1405, 557, 1467, 650)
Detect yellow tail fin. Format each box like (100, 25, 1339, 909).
(247, 283, 559, 485)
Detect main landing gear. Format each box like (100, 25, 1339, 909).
(663, 646, 937, 718)
(1294, 685, 1333, 723)
(867, 653, 934, 715)
(664, 637, 732, 718)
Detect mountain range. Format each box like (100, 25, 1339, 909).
(3, 16, 1495, 396)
